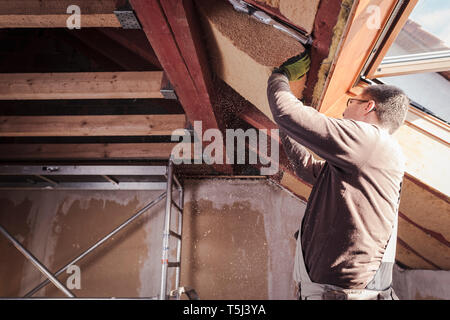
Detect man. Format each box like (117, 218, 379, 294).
(267, 52, 409, 300)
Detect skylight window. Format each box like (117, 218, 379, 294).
(364, 0, 450, 123)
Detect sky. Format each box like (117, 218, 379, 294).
(409, 0, 450, 47)
(382, 1, 450, 122)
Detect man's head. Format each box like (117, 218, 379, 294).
(343, 84, 409, 134)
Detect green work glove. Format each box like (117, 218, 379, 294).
(278, 51, 311, 81)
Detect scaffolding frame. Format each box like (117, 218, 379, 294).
(0, 159, 194, 300)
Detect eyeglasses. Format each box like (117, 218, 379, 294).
(346, 98, 369, 107)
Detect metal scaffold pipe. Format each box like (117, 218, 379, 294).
(23, 191, 167, 297)
(160, 160, 174, 300)
(0, 225, 75, 298)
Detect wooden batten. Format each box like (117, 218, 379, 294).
(0, 0, 123, 28)
(0, 143, 192, 160)
(0, 72, 165, 100)
(0, 114, 186, 137)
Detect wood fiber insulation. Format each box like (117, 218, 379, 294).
(195, 0, 306, 121)
(311, 0, 354, 108)
(253, 0, 320, 34)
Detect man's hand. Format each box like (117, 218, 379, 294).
(277, 51, 311, 81)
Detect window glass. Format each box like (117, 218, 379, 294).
(385, 0, 450, 57)
(377, 0, 449, 123)
(381, 72, 450, 123)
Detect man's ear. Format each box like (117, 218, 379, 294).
(365, 100, 376, 113)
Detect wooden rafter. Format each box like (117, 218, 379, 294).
(0, 0, 125, 28)
(0, 72, 165, 100)
(130, 0, 232, 173)
(67, 29, 159, 71)
(0, 114, 186, 137)
(98, 29, 162, 70)
(0, 143, 191, 160)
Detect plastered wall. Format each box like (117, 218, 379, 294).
(181, 179, 305, 299)
(0, 178, 306, 299)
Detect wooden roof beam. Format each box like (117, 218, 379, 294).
(130, 0, 232, 174)
(66, 29, 159, 71)
(0, 114, 186, 137)
(0, 0, 125, 28)
(0, 71, 165, 100)
(98, 29, 162, 70)
(0, 143, 191, 160)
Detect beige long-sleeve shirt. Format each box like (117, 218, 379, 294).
(267, 72, 405, 289)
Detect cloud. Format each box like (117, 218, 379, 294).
(410, 8, 450, 46)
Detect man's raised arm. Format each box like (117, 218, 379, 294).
(267, 54, 368, 172)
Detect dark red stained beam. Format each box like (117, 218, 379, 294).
(68, 29, 157, 71)
(49, 29, 123, 72)
(303, 0, 343, 107)
(159, 0, 217, 114)
(98, 29, 162, 70)
(130, 0, 232, 173)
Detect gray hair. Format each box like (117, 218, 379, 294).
(363, 84, 409, 134)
